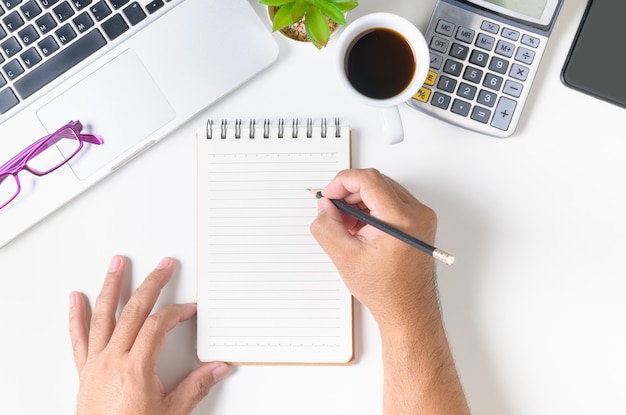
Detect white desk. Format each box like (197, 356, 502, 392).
(2, 0, 624, 414)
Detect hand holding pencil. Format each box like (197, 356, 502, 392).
(309, 169, 469, 415)
(308, 191, 454, 266)
(309, 169, 449, 328)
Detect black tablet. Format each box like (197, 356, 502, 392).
(561, 0, 626, 108)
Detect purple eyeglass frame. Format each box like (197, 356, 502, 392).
(0, 120, 103, 210)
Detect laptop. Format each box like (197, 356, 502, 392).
(0, 0, 279, 247)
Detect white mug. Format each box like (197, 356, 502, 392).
(335, 13, 430, 144)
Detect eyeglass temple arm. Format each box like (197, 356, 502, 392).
(0, 128, 103, 173)
(26, 131, 103, 157)
(77, 133, 104, 145)
(67, 120, 104, 145)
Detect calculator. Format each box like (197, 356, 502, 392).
(408, 0, 564, 137)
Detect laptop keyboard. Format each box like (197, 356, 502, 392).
(0, 0, 174, 115)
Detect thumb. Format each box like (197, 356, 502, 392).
(166, 362, 229, 413)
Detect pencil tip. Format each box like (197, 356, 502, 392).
(308, 189, 323, 199)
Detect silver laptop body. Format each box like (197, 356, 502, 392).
(0, 0, 279, 247)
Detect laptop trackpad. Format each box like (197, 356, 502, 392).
(37, 49, 175, 180)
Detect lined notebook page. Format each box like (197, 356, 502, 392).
(197, 119, 353, 364)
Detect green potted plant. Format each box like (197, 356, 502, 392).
(261, 0, 359, 49)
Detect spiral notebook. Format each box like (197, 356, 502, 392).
(196, 117, 353, 365)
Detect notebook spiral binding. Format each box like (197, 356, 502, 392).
(206, 117, 343, 140)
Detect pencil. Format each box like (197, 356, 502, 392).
(310, 189, 455, 266)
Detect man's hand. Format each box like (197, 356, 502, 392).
(69, 256, 229, 415)
(310, 168, 439, 329)
(310, 169, 470, 415)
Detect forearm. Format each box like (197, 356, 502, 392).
(378, 304, 470, 415)
(309, 169, 468, 413)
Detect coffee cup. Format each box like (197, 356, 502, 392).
(335, 13, 430, 144)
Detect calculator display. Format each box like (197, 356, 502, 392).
(463, 0, 560, 27)
(481, 0, 547, 19)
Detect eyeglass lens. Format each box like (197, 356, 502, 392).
(0, 128, 82, 209)
(0, 174, 19, 208)
(27, 128, 82, 174)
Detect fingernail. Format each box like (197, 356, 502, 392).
(156, 257, 171, 270)
(69, 292, 78, 308)
(108, 255, 122, 273)
(211, 363, 230, 383)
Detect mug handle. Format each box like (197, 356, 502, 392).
(382, 106, 404, 144)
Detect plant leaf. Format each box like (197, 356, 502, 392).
(259, 0, 296, 6)
(305, 6, 330, 48)
(310, 38, 324, 49)
(291, 0, 307, 22)
(310, 0, 345, 25)
(333, 1, 358, 12)
(271, 4, 298, 31)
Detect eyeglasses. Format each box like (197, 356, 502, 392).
(0, 121, 103, 210)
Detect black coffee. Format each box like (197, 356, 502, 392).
(345, 28, 416, 100)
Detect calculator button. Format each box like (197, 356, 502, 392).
(501, 27, 519, 41)
(503, 80, 523, 97)
(457, 82, 477, 100)
(469, 50, 488, 67)
(430, 36, 449, 54)
(515, 47, 535, 65)
(483, 73, 503, 91)
(463, 66, 483, 84)
(436, 19, 455, 36)
(411, 0, 553, 137)
(429, 53, 443, 70)
(495, 40, 515, 57)
(471, 106, 491, 124)
(443, 59, 463, 76)
(455, 26, 475, 43)
(431, 92, 451, 109)
(477, 89, 497, 107)
(521, 34, 540, 48)
(449, 43, 469, 60)
(437, 75, 457, 93)
(489, 56, 509, 74)
(413, 86, 431, 103)
(451, 98, 471, 116)
(475, 33, 495, 51)
(491, 97, 517, 131)
(424, 70, 437, 86)
(509, 63, 529, 81)
(480, 20, 499, 34)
